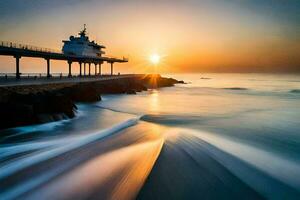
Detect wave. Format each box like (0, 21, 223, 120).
(222, 87, 249, 90)
(174, 86, 251, 93)
(140, 109, 267, 126)
(182, 86, 300, 96)
(8, 119, 70, 135)
(141, 114, 203, 125)
(94, 104, 136, 115)
(177, 86, 300, 100)
(21, 139, 164, 200)
(290, 89, 300, 93)
(0, 117, 140, 180)
(140, 127, 300, 199)
(1, 106, 88, 141)
(0, 119, 165, 200)
(185, 128, 300, 194)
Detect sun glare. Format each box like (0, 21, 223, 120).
(150, 54, 160, 65)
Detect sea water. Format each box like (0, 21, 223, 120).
(1, 73, 300, 199)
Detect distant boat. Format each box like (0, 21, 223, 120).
(62, 24, 105, 57)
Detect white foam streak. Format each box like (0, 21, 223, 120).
(0, 117, 140, 179)
(179, 128, 300, 191)
(24, 139, 163, 200)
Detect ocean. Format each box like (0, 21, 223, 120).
(1, 73, 300, 199)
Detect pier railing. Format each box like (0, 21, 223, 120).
(0, 41, 62, 54)
(0, 41, 128, 61)
(105, 54, 129, 61)
(0, 73, 130, 79)
(0, 73, 68, 78)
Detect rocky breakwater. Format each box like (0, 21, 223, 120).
(0, 74, 184, 130)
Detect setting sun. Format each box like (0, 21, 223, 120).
(149, 54, 160, 65)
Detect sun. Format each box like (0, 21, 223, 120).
(149, 54, 160, 65)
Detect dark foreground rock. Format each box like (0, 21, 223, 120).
(0, 91, 76, 129)
(0, 74, 184, 130)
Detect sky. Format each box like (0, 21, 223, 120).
(0, 0, 299, 74)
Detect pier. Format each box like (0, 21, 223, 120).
(0, 41, 128, 79)
(0, 74, 140, 87)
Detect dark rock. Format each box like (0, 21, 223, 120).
(140, 75, 181, 88)
(58, 84, 101, 102)
(0, 74, 184, 130)
(0, 90, 77, 130)
(126, 89, 137, 94)
(0, 102, 35, 129)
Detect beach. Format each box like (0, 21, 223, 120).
(1, 73, 300, 199)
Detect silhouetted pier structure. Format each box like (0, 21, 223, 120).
(0, 41, 128, 79)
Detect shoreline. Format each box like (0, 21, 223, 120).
(0, 74, 184, 130)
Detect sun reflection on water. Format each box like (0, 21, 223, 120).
(149, 89, 160, 114)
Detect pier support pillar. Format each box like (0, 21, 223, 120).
(68, 61, 72, 77)
(14, 55, 21, 79)
(84, 63, 86, 76)
(88, 63, 91, 76)
(46, 59, 51, 78)
(79, 62, 82, 77)
(94, 63, 97, 75)
(110, 62, 114, 76)
(99, 62, 102, 75)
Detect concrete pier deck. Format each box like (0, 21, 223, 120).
(0, 74, 141, 87)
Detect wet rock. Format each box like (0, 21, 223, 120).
(140, 75, 183, 88)
(0, 74, 183, 130)
(126, 89, 137, 94)
(0, 91, 77, 130)
(58, 84, 101, 102)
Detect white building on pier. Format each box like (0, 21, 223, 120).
(62, 25, 105, 57)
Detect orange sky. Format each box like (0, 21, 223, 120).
(0, 0, 299, 74)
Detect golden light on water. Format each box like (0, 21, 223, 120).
(150, 89, 159, 114)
